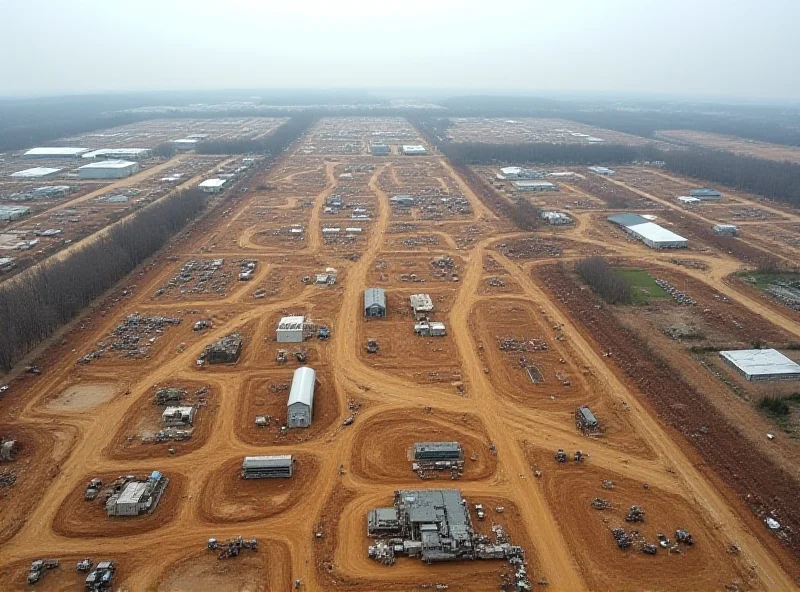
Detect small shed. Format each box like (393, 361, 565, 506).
(364, 288, 387, 318)
(277, 316, 307, 343)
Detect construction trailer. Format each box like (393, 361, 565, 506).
(161, 406, 196, 427)
(576, 406, 599, 432)
(719, 349, 800, 381)
(77, 160, 140, 180)
(513, 180, 558, 192)
(713, 224, 740, 236)
(24, 147, 90, 158)
(402, 145, 428, 156)
(414, 322, 446, 337)
(105, 471, 168, 517)
(241, 455, 294, 479)
(410, 293, 434, 317)
(287, 366, 316, 428)
(198, 178, 226, 193)
(690, 188, 723, 201)
(277, 315, 310, 343)
(364, 288, 387, 318)
(607, 213, 688, 249)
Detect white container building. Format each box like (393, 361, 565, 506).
(719, 349, 800, 381)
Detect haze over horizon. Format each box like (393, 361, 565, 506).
(3, 0, 799, 102)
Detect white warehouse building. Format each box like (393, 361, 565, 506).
(287, 366, 316, 428)
(24, 147, 90, 159)
(78, 159, 140, 180)
(198, 178, 226, 193)
(720, 349, 800, 381)
(608, 213, 688, 249)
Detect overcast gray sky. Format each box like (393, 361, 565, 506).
(3, 0, 798, 100)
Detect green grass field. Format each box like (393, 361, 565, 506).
(736, 271, 800, 291)
(615, 269, 670, 304)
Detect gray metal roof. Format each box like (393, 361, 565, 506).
(578, 406, 598, 425)
(607, 213, 649, 228)
(396, 489, 470, 540)
(690, 188, 721, 196)
(242, 455, 293, 469)
(414, 442, 462, 454)
(364, 287, 386, 310)
(287, 366, 315, 407)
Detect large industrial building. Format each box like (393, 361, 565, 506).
(78, 160, 140, 180)
(364, 288, 387, 317)
(371, 143, 391, 156)
(690, 188, 723, 201)
(413, 442, 463, 461)
(719, 349, 800, 381)
(82, 148, 152, 160)
(366, 489, 522, 564)
(161, 406, 196, 427)
(242, 455, 294, 479)
(105, 471, 168, 517)
(402, 145, 428, 156)
(10, 167, 62, 178)
(608, 213, 688, 249)
(512, 180, 558, 192)
(276, 315, 309, 342)
(287, 366, 316, 428)
(24, 147, 90, 158)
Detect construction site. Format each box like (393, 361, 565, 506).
(1, 115, 800, 591)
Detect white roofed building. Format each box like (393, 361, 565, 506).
(719, 349, 800, 381)
(78, 160, 140, 179)
(402, 145, 428, 156)
(198, 178, 226, 193)
(10, 167, 62, 178)
(82, 148, 152, 160)
(277, 315, 308, 343)
(287, 367, 316, 428)
(24, 147, 90, 158)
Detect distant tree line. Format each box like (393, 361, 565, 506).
(575, 257, 632, 304)
(195, 115, 316, 155)
(661, 149, 800, 208)
(0, 188, 208, 370)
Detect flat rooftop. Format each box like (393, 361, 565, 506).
(78, 159, 138, 170)
(627, 221, 687, 243)
(10, 167, 61, 178)
(82, 148, 151, 158)
(198, 178, 226, 188)
(24, 147, 90, 157)
(720, 349, 800, 378)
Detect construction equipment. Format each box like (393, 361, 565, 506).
(574, 450, 585, 462)
(84, 478, 102, 501)
(641, 543, 658, 555)
(611, 528, 631, 549)
(294, 351, 308, 364)
(343, 415, 355, 426)
(210, 536, 258, 560)
(85, 561, 115, 591)
(276, 350, 287, 363)
(554, 449, 568, 463)
(318, 326, 330, 340)
(366, 338, 379, 354)
(76, 558, 93, 572)
(625, 505, 645, 523)
(591, 497, 611, 510)
(675, 529, 695, 545)
(657, 533, 670, 548)
(474, 504, 485, 519)
(27, 559, 59, 585)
